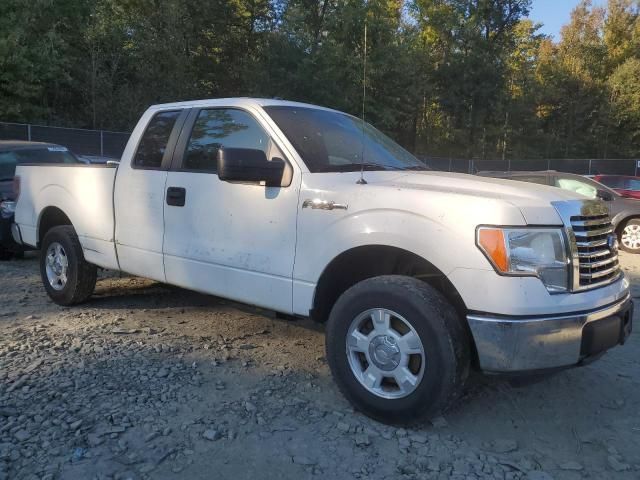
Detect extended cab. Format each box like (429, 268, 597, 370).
(12, 99, 633, 424)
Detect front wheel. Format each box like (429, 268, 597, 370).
(40, 226, 97, 305)
(325, 276, 469, 425)
(620, 219, 640, 253)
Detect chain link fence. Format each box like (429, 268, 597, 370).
(0, 122, 130, 159)
(422, 157, 640, 176)
(1, 121, 638, 174)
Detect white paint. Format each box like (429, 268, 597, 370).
(14, 98, 629, 321)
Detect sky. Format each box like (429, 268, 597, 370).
(529, 0, 607, 40)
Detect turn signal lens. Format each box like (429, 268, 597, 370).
(477, 228, 508, 272)
(477, 227, 569, 293)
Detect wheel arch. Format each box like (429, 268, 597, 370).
(614, 214, 640, 233)
(310, 244, 468, 325)
(38, 206, 73, 248)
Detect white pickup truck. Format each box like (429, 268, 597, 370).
(12, 98, 633, 424)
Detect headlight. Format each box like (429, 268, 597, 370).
(0, 201, 16, 219)
(477, 227, 569, 293)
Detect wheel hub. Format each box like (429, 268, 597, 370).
(53, 258, 63, 275)
(368, 335, 401, 371)
(45, 242, 68, 291)
(346, 308, 426, 399)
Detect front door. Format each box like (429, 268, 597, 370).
(162, 107, 300, 313)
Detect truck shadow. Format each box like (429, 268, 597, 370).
(89, 273, 325, 334)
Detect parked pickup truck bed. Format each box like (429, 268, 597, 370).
(13, 98, 633, 424)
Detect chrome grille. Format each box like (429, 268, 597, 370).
(570, 213, 621, 288)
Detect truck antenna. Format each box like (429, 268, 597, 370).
(357, 19, 368, 185)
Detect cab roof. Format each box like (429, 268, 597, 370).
(148, 97, 343, 114)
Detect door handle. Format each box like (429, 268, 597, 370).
(166, 187, 186, 207)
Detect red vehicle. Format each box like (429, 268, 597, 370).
(594, 175, 640, 200)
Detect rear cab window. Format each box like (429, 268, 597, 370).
(133, 110, 182, 169)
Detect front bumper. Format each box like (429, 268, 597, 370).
(467, 294, 633, 373)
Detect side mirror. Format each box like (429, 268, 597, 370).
(597, 189, 613, 201)
(217, 148, 285, 187)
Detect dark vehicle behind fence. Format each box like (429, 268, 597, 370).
(0, 141, 81, 259)
(478, 170, 640, 254)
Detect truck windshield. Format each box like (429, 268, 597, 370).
(264, 106, 428, 173)
(0, 147, 80, 180)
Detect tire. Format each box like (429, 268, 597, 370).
(619, 219, 640, 253)
(325, 275, 470, 425)
(40, 225, 97, 305)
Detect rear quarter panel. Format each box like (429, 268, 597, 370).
(15, 165, 118, 269)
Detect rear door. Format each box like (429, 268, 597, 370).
(162, 106, 301, 313)
(114, 109, 188, 281)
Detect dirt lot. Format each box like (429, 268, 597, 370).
(0, 253, 638, 480)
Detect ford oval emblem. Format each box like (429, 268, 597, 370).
(607, 234, 619, 254)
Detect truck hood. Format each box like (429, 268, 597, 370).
(371, 171, 586, 225)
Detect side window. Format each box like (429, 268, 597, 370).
(512, 175, 548, 185)
(183, 109, 270, 172)
(626, 179, 640, 191)
(133, 110, 181, 169)
(600, 176, 623, 189)
(555, 178, 597, 199)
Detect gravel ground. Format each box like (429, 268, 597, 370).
(0, 253, 639, 480)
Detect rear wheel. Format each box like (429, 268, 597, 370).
(620, 219, 640, 253)
(325, 275, 469, 425)
(40, 226, 97, 305)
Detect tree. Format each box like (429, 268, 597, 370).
(0, 0, 637, 161)
(0, 0, 90, 124)
(604, 0, 640, 70)
(608, 57, 640, 156)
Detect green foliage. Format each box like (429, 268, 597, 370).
(0, 0, 638, 159)
(608, 57, 640, 155)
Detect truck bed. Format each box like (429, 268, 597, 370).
(15, 164, 119, 270)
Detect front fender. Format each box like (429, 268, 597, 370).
(611, 211, 640, 230)
(294, 208, 494, 286)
